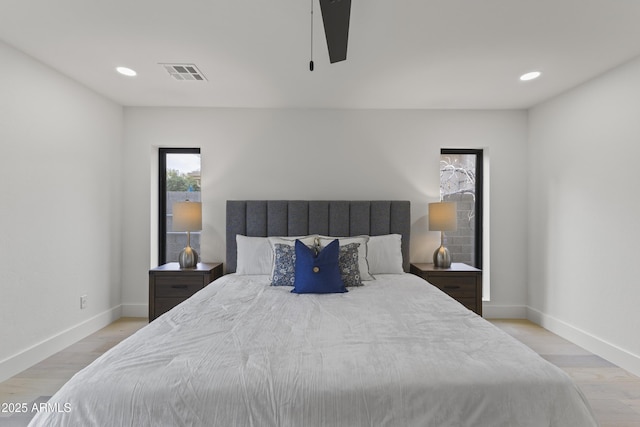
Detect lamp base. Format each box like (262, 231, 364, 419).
(178, 246, 199, 269)
(433, 245, 452, 268)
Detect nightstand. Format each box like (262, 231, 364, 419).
(410, 262, 483, 316)
(149, 262, 223, 321)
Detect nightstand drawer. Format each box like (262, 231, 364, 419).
(431, 280, 476, 298)
(457, 298, 477, 312)
(426, 275, 477, 289)
(155, 276, 204, 297)
(154, 297, 189, 318)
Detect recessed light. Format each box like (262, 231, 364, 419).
(116, 67, 137, 77)
(520, 71, 541, 81)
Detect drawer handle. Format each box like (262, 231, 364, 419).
(171, 284, 189, 290)
(444, 285, 461, 290)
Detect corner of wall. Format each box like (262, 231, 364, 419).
(527, 306, 640, 378)
(0, 306, 122, 383)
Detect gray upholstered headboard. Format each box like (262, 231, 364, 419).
(226, 200, 411, 273)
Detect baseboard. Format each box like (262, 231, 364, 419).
(482, 304, 527, 319)
(121, 303, 148, 318)
(527, 307, 640, 378)
(0, 305, 122, 383)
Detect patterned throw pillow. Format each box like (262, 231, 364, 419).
(318, 236, 373, 280)
(338, 243, 363, 287)
(271, 244, 297, 286)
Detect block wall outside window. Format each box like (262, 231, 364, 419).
(165, 191, 201, 263)
(443, 192, 475, 265)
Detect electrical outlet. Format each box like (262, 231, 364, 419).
(80, 295, 87, 310)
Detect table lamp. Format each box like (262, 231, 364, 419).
(429, 202, 457, 268)
(173, 201, 202, 268)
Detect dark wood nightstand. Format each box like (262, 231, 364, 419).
(149, 262, 223, 321)
(410, 263, 483, 316)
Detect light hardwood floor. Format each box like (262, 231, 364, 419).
(0, 317, 147, 425)
(1, 318, 639, 426)
(491, 319, 640, 427)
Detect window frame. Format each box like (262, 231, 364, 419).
(158, 147, 201, 265)
(440, 148, 483, 269)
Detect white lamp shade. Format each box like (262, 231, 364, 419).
(173, 201, 202, 232)
(429, 202, 457, 231)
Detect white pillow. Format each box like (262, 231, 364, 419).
(318, 235, 373, 281)
(236, 235, 273, 275)
(267, 235, 318, 247)
(367, 234, 404, 275)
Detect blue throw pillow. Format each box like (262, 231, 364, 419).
(292, 239, 347, 294)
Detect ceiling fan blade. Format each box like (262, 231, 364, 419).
(319, 0, 351, 64)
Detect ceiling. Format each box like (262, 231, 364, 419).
(1, 0, 640, 109)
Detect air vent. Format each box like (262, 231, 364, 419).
(160, 63, 207, 81)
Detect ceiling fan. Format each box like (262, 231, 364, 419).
(310, 0, 351, 70)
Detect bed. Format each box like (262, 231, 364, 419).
(29, 200, 598, 427)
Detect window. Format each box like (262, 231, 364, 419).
(159, 148, 201, 265)
(440, 149, 483, 269)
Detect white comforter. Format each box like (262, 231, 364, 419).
(30, 274, 598, 426)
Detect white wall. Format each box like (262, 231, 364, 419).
(122, 107, 528, 318)
(0, 41, 124, 381)
(528, 56, 640, 375)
